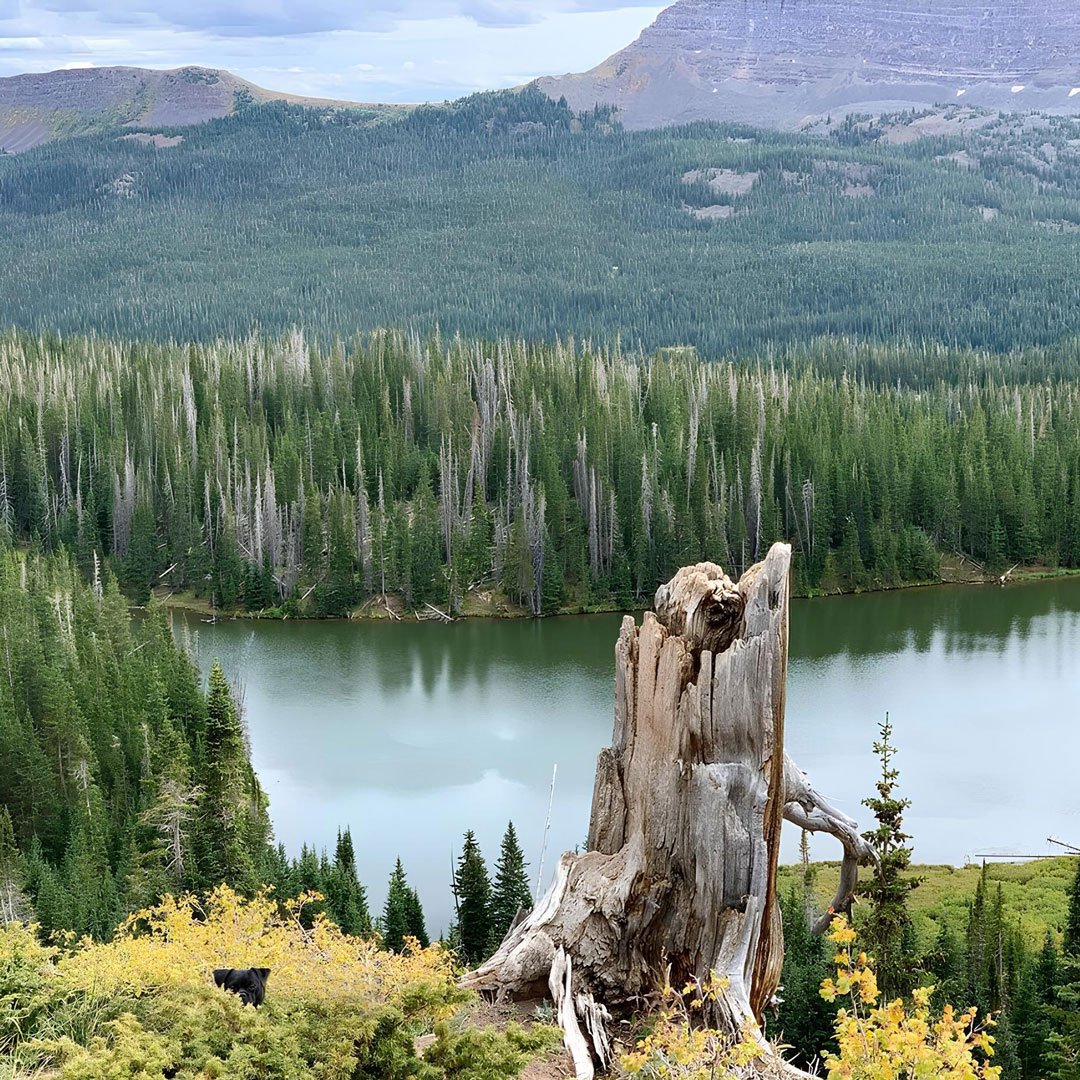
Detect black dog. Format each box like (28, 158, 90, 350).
(213, 967, 270, 1007)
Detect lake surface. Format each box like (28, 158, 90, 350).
(175, 578, 1080, 935)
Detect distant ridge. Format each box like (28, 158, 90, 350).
(0, 65, 384, 152)
(535, 0, 1080, 130)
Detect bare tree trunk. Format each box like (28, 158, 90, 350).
(463, 543, 873, 1077)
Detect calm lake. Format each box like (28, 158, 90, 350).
(175, 578, 1080, 935)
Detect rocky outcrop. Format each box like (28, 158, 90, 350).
(536, 0, 1080, 130)
(0, 66, 367, 152)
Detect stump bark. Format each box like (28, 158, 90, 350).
(463, 543, 873, 1076)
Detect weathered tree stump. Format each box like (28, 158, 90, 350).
(463, 544, 873, 1077)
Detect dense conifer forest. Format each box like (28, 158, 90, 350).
(0, 546, 384, 935)
(3, 330, 1080, 616)
(0, 546, 269, 936)
(4, 90, 1080, 352)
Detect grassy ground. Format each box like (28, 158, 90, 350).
(778, 857, 1076, 951)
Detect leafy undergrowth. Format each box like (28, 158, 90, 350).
(617, 919, 999, 1080)
(0, 886, 558, 1080)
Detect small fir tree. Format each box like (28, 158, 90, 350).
(489, 821, 533, 949)
(857, 714, 921, 998)
(197, 662, 256, 893)
(1045, 858, 1080, 1078)
(772, 885, 837, 1068)
(453, 831, 492, 966)
(404, 887, 429, 948)
(381, 858, 412, 953)
(326, 828, 372, 936)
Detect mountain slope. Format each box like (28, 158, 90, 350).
(0, 65, 381, 152)
(536, 0, 1080, 130)
(3, 91, 1080, 356)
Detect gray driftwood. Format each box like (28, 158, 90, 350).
(462, 544, 873, 1077)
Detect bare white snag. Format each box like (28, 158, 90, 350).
(464, 545, 872, 1077)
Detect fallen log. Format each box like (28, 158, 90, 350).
(462, 543, 873, 1077)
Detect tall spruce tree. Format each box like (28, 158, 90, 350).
(489, 821, 532, 950)
(326, 828, 372, 936)
(197, 662, 257, 893)
(453, 830, 492, 966)
(0, 807, 29, 924)
(1013, 932, 1058, 1080)
(1045, 858, 1080, 1079)
(404, 887, 429, 948)
(857, 714, 921, 998)
(381, 858, 412, 953)
(772, 885, 837, 1069)
(1065, 856, 1080, 959)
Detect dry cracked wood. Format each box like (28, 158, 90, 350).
(463, 544, 872, 1077)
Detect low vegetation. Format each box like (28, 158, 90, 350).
(769, 718, 1080, 1079)
(0, 886, 557, 1080)
(779, 858, 1076, 953)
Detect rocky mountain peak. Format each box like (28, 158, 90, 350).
(536, 0, 1080, 129)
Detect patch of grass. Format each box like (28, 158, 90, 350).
(779, 857, 1075, 951)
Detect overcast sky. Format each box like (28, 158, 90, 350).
(0, 0, 667, 102)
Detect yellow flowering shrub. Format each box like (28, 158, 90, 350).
(618, 920, 1002, 1080)
(0, 887, 556, 1080)
(820, 916, 1000, 1080)
(619, 973, 764, 1079)
(56, 885, 456, 1003)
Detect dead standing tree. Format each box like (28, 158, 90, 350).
(463, 544, 874, 1077)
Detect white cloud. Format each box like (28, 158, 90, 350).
(0, 1, 666, 100)
(29, 0, 663, 37)
(0, 35, 45, 49)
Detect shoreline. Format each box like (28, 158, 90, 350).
(154, 562, 1080, 623)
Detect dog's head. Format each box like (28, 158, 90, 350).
(213, 967, 270, 1007)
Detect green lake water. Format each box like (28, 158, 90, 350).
(175, 577, 1080, 934)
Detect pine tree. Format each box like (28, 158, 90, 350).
(925, 917, 965, 1007)
(1013, 932, 1058, 1080)
(1065, 856, 1080, 959)
(773, 885, 837, 1069)
(197, 661, 256, 893)
(966, 864, 993, 1014)
(326, 828, 372, 936)
(452, 830, 492, 966)
(61, 785, 118, 938)
(1045, 859, 1080, 1078)
(404, 887, 429, 948)
(1045, 972, 1080, 1080)
(0, 807, 30, 924)
(137, 701, 200, 896)
(23, 836, 64, 934)
(489, 821, 532, 949)
(857, 714, 920, 998)
(381, 858, 412, 953)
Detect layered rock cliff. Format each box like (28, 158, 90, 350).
(536, 0, 1080, 129)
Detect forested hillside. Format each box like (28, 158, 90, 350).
(0, 547, 274, 937)
(3, 330, 1080, 615)
(4, 90, 1080, 352)
(0, 546, 415, 943)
